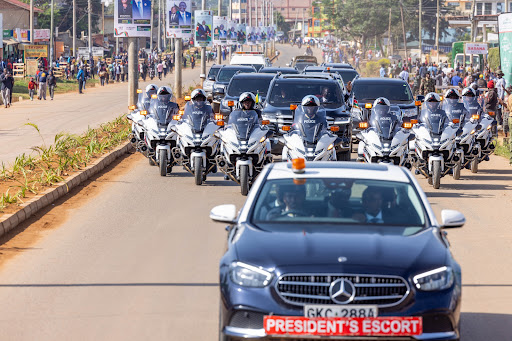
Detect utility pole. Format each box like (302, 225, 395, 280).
(200, 0, 207, 83)
(88, 0, 92, 61)
(470, 0, 477, 42)
(302, 8, 305, 38)
(158, 0, 162, 51)
(128, 38, 139, 107)
(249, 0, 253, 51)
(388, 8, 392, 57)
(506, 0, 510, 13)
(435, 0, 440, 64)
(150, 0, 154, 51)
(73, 0, 76, 57)
(50, 0, 54, 67)
(419, 0, 422, 61)
(102, 2, 105, 43)
(218, 0, 222, 63)
(400, 2, 407, 62)
(29, 0, 34, 43)
(175, 38, 183, 98)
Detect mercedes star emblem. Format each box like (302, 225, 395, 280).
(329, 278, 356, 304)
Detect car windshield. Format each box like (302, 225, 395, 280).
(251, 178, 426, 232)
(295, 62, 316, 72)
(217, 68, 254, 82)
(208, 67, 221, 78)
(227, 77, 272, 97)
(330, 69, 359, 83)
(268, 81, 343, 108)
(260, 69, 298, 74)
(352, 82, 413, 102)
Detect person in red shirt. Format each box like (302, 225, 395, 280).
(28, 77, 37, 101)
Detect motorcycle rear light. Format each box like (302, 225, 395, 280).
(290, 104, 298, 110)
(215, 114, 224, 120)
(452, 119, 460, 124)
(136, 89, 143, 94)
(261, 120, 270, 125)
(411, 119, 418, 124)
(365, 103, 372, 109)
(172, 115, 181, 120)
(128, 105, 136, 110)
(217, 121, 225, 126)
(282, 126, 291, 131)
(140, 110, 148, 116)
(487, 125, 492, 130)
(359, 122, 369, 129)
(472, 114, 480, 120)
(292, 158, 306, 174)
(184, 96, 191, 101)
(330, 126, 340, 132)
(151, 94, 158, 99)
(403, 122, 413, 129)
(227, 101, 235, 107)
(179, 110, 184, 115)
(488, 111, 495, 116)
(415, 100, 421, 106)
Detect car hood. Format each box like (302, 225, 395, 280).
(235, 224, 447, 272)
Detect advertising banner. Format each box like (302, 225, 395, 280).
(235, 24, 246, 45)
(34, 29, 51, 41)
(166, 0, 193, 38)
(14, 29, 30, 42)
(499, 13, 512, 87)
(194, 10, 213, 47)
(246, 26, 257, 45)
(114, 0, 151, 37)
(464, 43, 488, 55)
(259, 25, 267, 42)
(213, 16, 228, 45)
(226, 20, 237, 45)
(24, 44, 48, 58)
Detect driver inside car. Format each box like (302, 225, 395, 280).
(319, 86, 335, 104)
(266, 184, 312, 219)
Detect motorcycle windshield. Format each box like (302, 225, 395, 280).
(227, 109, 259, 141)
(182, 103, 213, 133)
(422, 102, 446, 135)
(371, 105, 397, 140)
(443, 99, 464, 122)
(150, 98, 173, 127)
(462, 96, 481, 119)
(136, 93, 145, 110)
(293, 106, 327, 144)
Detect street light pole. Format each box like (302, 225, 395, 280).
(419, 0, 422, 61)
(217, 0, 222, 64)
(200, 0, 207, 83)
(73, 0, 76, 57)
(158, 0, 162, 51)
(30, 0, 34, 43)
(88, 0, 92, 61)
(435, 0, 440, 64)
(50, 0, 54, 67)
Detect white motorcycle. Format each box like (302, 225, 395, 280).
(281, 104, 340, 162)
(215, 108, 273, 196)
(171, 98, 221, 185)
(356, 99, 413, 167)
(142, 86, 180, 176)
(411, 94, 460, 189)
(127, 84, 158, 153)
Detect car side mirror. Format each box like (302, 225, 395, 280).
(416, 95, 425, 102)
(285, 63, 290, 67)
(210, 204, 237, 224)
(441, 209, 465, 228)
(215, 88, 225, 95)
(208, 75, 216, 81)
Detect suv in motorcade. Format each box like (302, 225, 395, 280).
(322, 62, 355, 69)
(211, 161, 464, 341)
(219, 73, 276, 116)
(349, 78, 420, 141)
(212, 65, 257, 113)
(203, 64, 223, 101)
(288, 55, 318, 72)
(302, 66, 327, 74)
(262, 74, 352, 158)
(230, 52, 271, 71)
(258, 67, 299, 74)
(325, 67, 360, 85)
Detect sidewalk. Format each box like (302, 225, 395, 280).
(0, 60, 216, 166)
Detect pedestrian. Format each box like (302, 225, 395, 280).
(38, 68, 48, 100)
(120, 62, 125, 82)
(420, 72, 435, 95)
(399, 67, 409, 82)
(163, 59, 168, 77)
(48, 70, 56, 100)
(99, 65, 107, 86)
(504, 85, 512, 138)
(451, 72, 462, 87)
(28, 77, 37, 101)
(77, 66, 85, 94)
(379, 65, 386, 78)
(1, 69, 14, 107)
(157, 60, 163, 80)
(495, 70, 506, 132)
(485, 80, 498, 133)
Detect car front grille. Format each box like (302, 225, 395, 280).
(276, 273, 409, 308)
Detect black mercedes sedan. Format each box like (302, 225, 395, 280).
(211, 161, 464, 341)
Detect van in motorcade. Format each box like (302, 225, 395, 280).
(288, 55, 318, 72)
(212, 65, 257, 113)
(230, 52, 271, 72)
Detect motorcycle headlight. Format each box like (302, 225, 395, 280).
(413, 266, 454, 291)
(402, 108, 417, 117)
(229, 262, 273, 287)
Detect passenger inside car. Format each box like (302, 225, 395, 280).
(266, 185, 309, 219)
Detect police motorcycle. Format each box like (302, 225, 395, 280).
(171, 89, 221, 185)
(442, 88, 479, 179)
(215, 92, 273, 196)
(142, 86, 180, 176)
(462, 87, 495, 173)
(356, 97, 413, 167)
(281, 95, 341, 162)
(411, 93, 460, 189)
(127, 84, 158, 153)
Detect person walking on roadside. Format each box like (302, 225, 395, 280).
(420, 72, 436, 95)
(77, 66, 85, 94)
(28, 77, 37, 101)
(157, 60, 163, 80)
(99, 64, 107, 86)
(38, 68, 48, 100)
(1, 69, 14, 108)
(48, 70, 57, 100)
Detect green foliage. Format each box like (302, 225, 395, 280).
(365, 61, 380, 76)
(274, 11, 291, 35)
(488, 47, 500, 71)
(378, 58, 391, 67)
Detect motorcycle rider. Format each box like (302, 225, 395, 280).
(442, 88, 467, 124)
(149, 86, 179, 123)
(420, 92, 447, 125)
(139, 84, 158, 110)
(293, 95, 328, 131)
(461, 87, 482, 114)
(181, 88, 214, 121)
(228, 92, 261, 124)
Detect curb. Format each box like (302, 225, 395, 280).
(0, 142, 133, 238)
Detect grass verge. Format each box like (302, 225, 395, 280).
(0, 116, 130, 213)
(13, 78, 100, 100)
(494, 139, 512, 161)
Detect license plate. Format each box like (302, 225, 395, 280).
(305, 305, 378, 318)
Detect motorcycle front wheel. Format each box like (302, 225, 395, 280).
(240, 165, 249, 196)
(432, 160, 441, 189)
(471, 157, 478, 173)
(194, 157, 203, 185)
(159, 150, 167, 176)
(453, 160, 461, 180)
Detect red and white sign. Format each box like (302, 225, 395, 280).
(465, 43, 488, 55)
(34, 29, 50, 41)
(264, 316, 422, 336)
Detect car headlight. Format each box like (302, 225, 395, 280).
(413, 266, 454, 291)
(230, 261, 273, 287)
(402, 108, 417, 117)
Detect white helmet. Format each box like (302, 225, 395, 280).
(191, 88, 207, 101)
(373, 97, 390, 107)
(301, 95, 321, 106)
(461, 87, 476, 97)
(239, 92, 256, 109)
(157, 86, 173, 97)
(425, 92, 441, 102)
(444, 88, 460, 99)
(145, 84, 158, 94)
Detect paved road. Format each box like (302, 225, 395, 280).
(0, 45, 510, 340)
(0, 59, 214, 166)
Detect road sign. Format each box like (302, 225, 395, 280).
(464, 43, 488, 55)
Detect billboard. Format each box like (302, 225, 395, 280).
(235, 24, 246, 45)
(34, 29, 51, 41)
(213, 16, 228, 45)
(246, 26, 257, 45)
(464, 43, 488, 55)
(226, 20, 237, 45)
(166, 0, 193, 38)
(114, 0, 151, 37)
(194, 10, 213, 47)
(499, 13, 512, 87)
(24, 45, 48, 58)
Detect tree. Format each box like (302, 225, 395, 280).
(274, 11, 291, 35)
